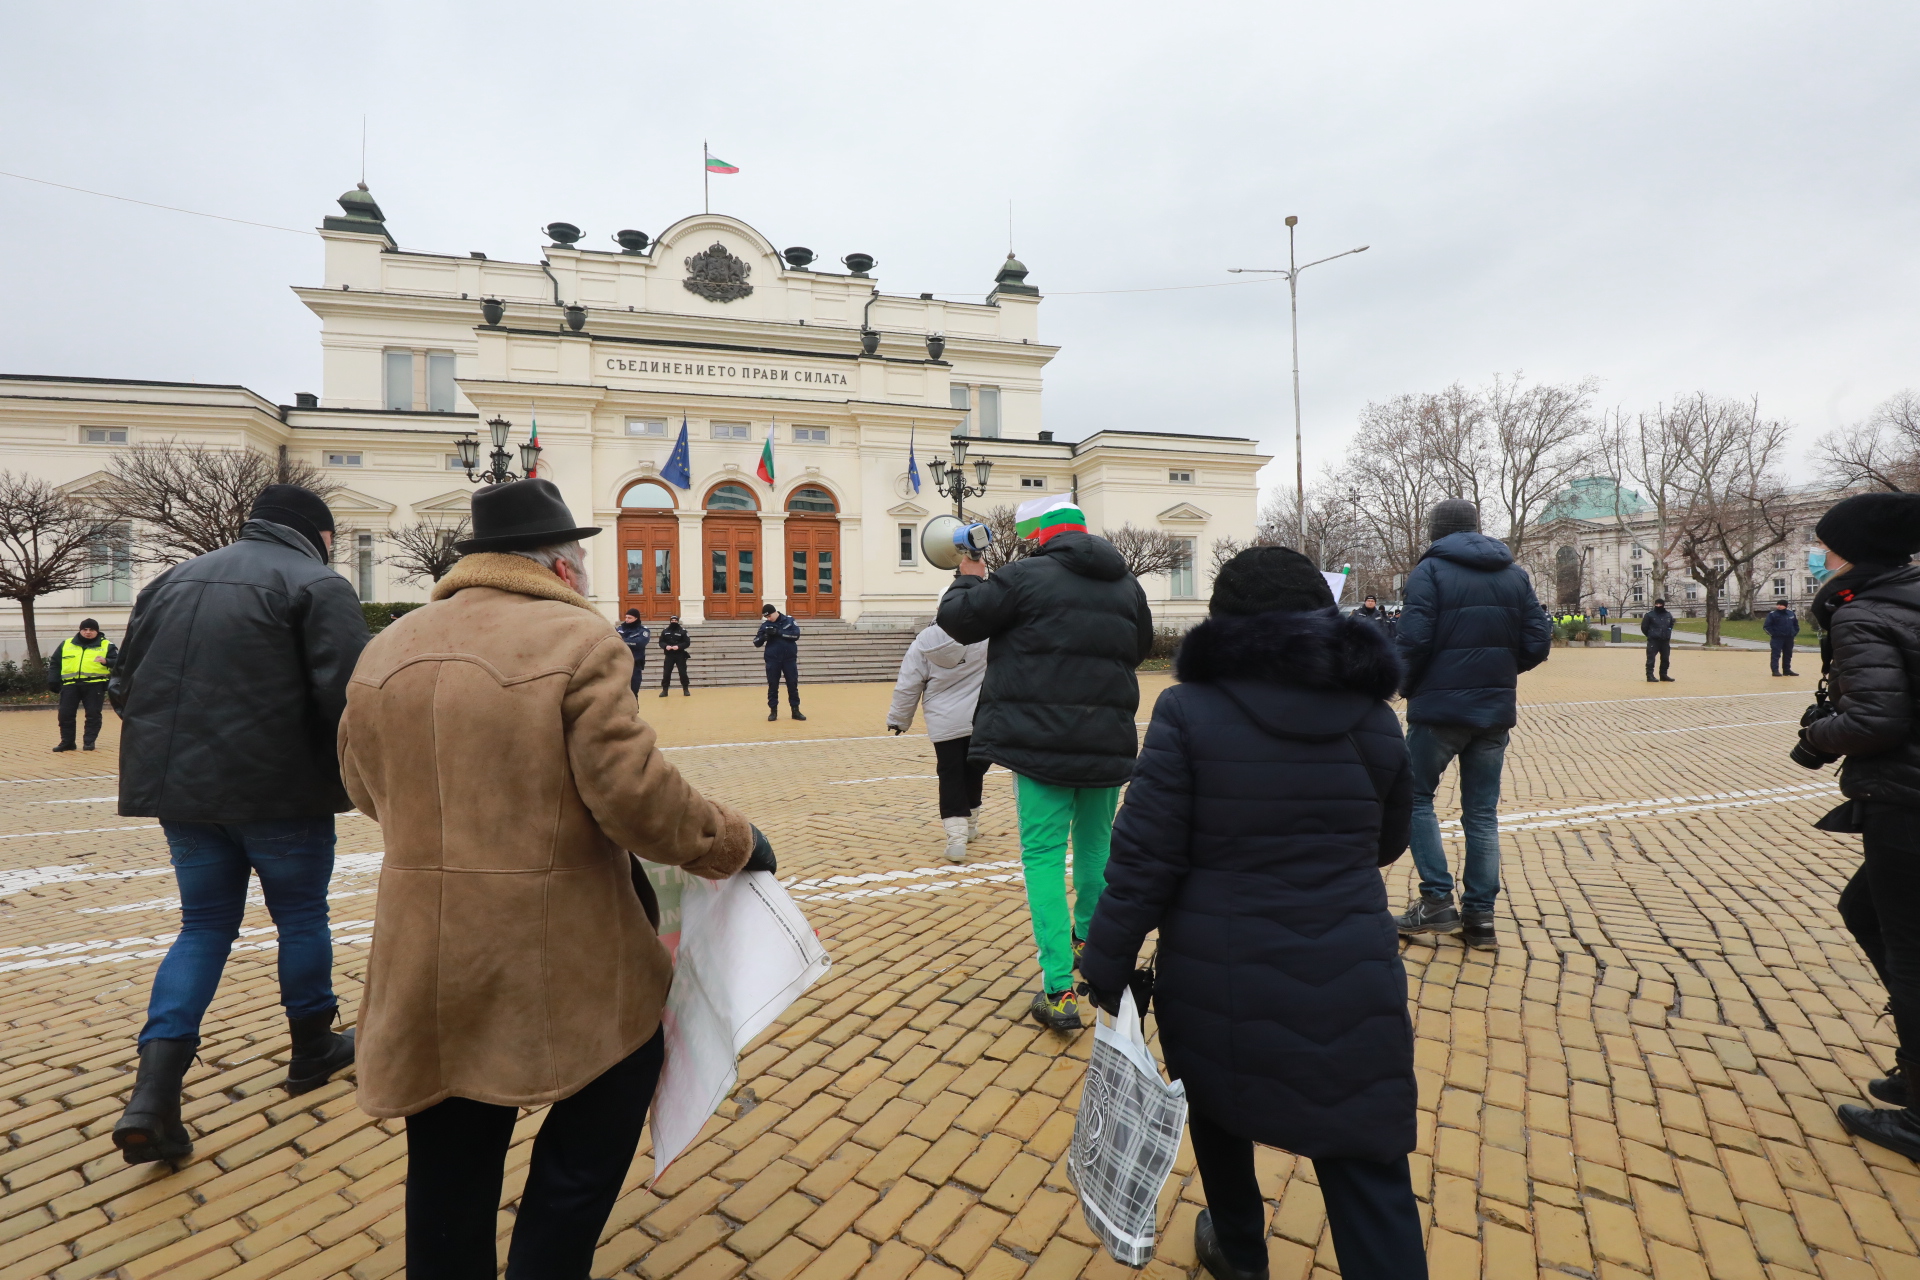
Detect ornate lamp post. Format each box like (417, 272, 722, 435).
(455, 415, 542, 485)
(926, 435, 994, 520)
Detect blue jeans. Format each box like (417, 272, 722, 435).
(139, 817, 339, 1046)
(1406, 724, 1508, 913)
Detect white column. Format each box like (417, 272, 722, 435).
(675, 510, 706, 624)
(759, 511, 789, 614)
(838, 517, 863, 623)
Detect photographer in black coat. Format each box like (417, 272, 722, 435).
(1081, 547, 1424, 1280)
(1794, 492, 1920, 1160)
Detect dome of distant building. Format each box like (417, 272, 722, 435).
(1538, 476, 1646, 523)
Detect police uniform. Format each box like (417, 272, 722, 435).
(658, 620, 692, 695)
(50, 620, 116, 751)
(754, 611, 803, 719)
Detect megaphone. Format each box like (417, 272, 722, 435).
(920, 516, 993, 570)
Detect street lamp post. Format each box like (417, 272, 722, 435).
(926, 434, 995, 520)
(1229, 217, 1368, 556)
(455, 415, 542, 485)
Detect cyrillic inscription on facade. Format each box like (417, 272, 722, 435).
(602, 357, 850, 386)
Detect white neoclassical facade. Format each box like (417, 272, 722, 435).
(0, 186, 1267, 656)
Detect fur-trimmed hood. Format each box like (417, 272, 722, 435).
(1175, 606, 1402, 700)
(431, 552, 596, 612)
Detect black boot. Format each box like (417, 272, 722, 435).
(767, 709, 779, 722)
(791, 708, 807, 721)
(112, 1038, 195, 1166)
(1462, 909, 1499, 950)
(1194, 1208, 1269, 1280)
(1395, 892, 1461, 936)
(1838, 1103, 1920, 1162)
(285, 1009, 355, 1095)
(1871, 1054, 1916, 1108)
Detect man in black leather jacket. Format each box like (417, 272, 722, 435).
(1797, 492, 1920, 1160)
(106, 485, 368, 1168)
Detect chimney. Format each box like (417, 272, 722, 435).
(294, 392, 318, 409)
(1038, 430, 1053, 442)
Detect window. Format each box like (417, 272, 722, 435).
(356, 533, 375, 601)
(83, 428, 127, 444)
(899, 525, 916, 565)
(1020, 476, 1047, 490)
(446, 454, 468, 470)
(711, 550, 728, 594)
(1631, 564, 1644, 580)
(327, 452, 362, 467)
(1169, 470, 1194, 484)
(1771, 553, 1788, 571)
(817, 551, 833, 595)
(704, 483, 756, 511)
(711, 421, 750, 441)
(787, 486, 836, 513)
(1804, 576, 1817, 595)
(792, 426, 828, 443)
(384, 351, 413, 411)
(655, 548, 671, 595)
(977, 387, 1000, 439)
(1773, 577, 1788, 597)
(1684, 584, 1698, 601)
(949, 385, 971, 434)
(1170, 539, 1196, 598)
(622, 481, 675, 508)
(1631, 545, 1643, 560)
(1631, 584, 1645, 604)
(427, 353, 457, 412)
(737, 549, 755, 594)
(87, 524, 131, 605)
(626, 419, 667, 437)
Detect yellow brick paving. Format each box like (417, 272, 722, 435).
(1, 649, 1917, 1278)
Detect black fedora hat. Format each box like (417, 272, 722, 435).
(455, 479, 602, 553)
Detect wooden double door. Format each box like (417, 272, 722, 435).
(618, 513, 679, 621)
(784, 516, 841, 619)
(702, 514, 763, 619)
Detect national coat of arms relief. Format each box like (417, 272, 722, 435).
(683, 243, 754, 302)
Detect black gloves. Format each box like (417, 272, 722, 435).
(744, 826, 777, 875)
(1079, 981, 1121, 1017)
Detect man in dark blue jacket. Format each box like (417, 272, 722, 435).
(1642, 598, 1676, 682)
(1394, 500, 1552, 949)
(1763, 600, 1801, 677)
(754, 604, 805, 721)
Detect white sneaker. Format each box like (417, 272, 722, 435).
(942, 817, 969, 863)
(967, 809, 980, 841)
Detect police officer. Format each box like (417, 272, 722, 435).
(50, 618, 116, 752)
(617, 609, 651, 696)
(658, 616, 692, 696)
(755, 603, 805, 722)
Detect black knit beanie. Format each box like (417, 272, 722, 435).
(249, 484, 335, 558)
(1814, 493, 1920, 566)
(1429, 499, 1480, 542)
(1209, 546, 1335, 616)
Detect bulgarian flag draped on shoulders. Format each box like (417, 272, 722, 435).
(1015, 492, 1087, 545)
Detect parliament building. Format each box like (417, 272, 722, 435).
(0, 185, 1267, 658)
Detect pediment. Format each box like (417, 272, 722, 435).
(412, 489, 475, 516)
(58, 470, 114, 498)
(329, 486, 396, 516)
(1157, 502, 1212, 522)
(887, 501, 931, 517)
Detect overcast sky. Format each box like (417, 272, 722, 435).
(3, 2, 1914, 499)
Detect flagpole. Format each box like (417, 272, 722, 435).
(703, 140, 709, 214)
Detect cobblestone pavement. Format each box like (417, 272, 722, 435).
(2, 648, 1917, 1278)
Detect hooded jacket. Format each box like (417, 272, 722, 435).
(1802, 563, 1920, 809)
(1396, 531, 1552, 728)
(1642, 606, 1675, 641)
(887, 624, 988, 743)
(1080, 608, 1416, 1160)
(935, 532, 1155, 788)
(110, 520, 369, 822)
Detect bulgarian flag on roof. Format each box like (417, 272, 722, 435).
(705, 151, 739, 174)
(1015, 492, 1087, 544)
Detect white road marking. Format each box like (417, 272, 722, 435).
(41, 796, 119, 805)
(1627, 720, 1799, 736)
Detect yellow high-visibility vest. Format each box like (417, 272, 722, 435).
(58, 638, 111, 683)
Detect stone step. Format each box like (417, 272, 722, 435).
(639, 619, 918, 687)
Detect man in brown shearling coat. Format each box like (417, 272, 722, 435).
(339, 479, 761, 1279)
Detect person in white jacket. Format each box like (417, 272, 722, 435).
(888, 621, 990, 862)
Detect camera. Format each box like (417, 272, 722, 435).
(1789, 684, 1841, 770)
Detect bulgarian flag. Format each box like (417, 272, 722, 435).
(756, 433, 775, 486)
(705, 151, 739, 174)
(527, 415, 539, 478)
(1015, 492, 1087, 544)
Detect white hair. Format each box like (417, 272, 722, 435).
(509, 540, 590, 595)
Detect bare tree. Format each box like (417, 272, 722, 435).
(381, 518, 471, 585)
(1670, 396, 1796, 646)
(1483, 373, 1599, 565)
(1601, 402, 1694, 606)
(1102, 524, 1192, 578)
(1345, 397, 1445, 590)
(1817, 390, 1920, 492)
(0, 472, 126, 665)
(90, 442, 339, 567)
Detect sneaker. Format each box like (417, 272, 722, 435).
(1838, 1104, 1920, 1162)
(1395, 892, 1461, 936)
(1870, 1065, 1910, 1108)
(1029, 989, 1081, 1032)
(1462, 910, 1498, 950)
(1071, 935, 1086, 971)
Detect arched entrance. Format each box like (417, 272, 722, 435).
(702, 482, 762, 620)
(784, 485, 841, 619)
(618, 480, 680, 620)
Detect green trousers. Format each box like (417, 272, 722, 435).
(1015, 775, 1119, 994)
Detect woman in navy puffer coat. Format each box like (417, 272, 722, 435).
(1081, 547, 1425, 1280)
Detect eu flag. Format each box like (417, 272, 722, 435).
(907, 425, 921, 494)
(662, 416, 692, 490)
